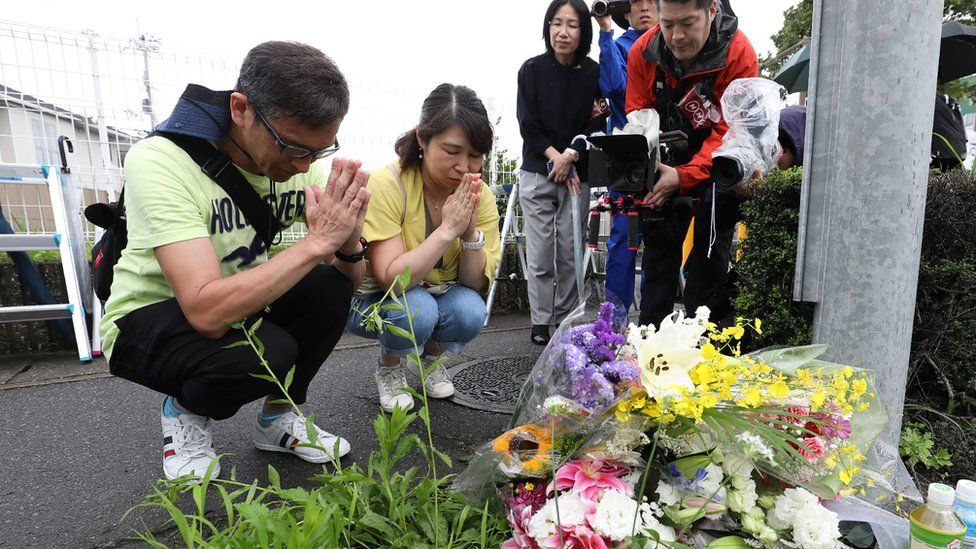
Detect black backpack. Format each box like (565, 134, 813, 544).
(85, 132, 280, 301)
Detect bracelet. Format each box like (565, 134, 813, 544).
(335, 237, 368, 263)
(460, 229, 485, 250)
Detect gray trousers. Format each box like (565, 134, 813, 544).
(518, 170, 588, 325)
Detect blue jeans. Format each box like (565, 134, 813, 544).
(346, 285, 487, 358)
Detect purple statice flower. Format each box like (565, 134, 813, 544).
(570, 364, 617, 409)
(553, 302, 636, 410)
(600, 360, 640, 385)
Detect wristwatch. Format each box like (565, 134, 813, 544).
(460, 229, 485, 250)
(335, 237, 368, 263)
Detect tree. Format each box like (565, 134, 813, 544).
(763, 0, 813, 74)
(765, 0, 976, 99)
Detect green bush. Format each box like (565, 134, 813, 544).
(732, 168, 814, 348)
(732, 168, 976, 410)
(911, 170, 976, 410)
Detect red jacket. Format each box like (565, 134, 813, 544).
(626, 15, 759, 195)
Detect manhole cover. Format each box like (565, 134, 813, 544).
(448, 356, 535, 414)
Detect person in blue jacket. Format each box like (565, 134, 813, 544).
(593, 0, 658, 318)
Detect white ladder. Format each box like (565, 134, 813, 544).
(0, 163, 93, 362)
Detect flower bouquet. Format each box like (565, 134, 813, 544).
(455, 302, 912, 548)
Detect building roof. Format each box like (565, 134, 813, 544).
(0, 83, 142, 142)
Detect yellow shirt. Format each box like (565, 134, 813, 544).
(360, 163, 501, 295)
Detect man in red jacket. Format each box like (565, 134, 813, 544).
(625, 0, 758, 327)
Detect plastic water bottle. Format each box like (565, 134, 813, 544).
(910, 483, 967, 548)
(955, 480, 976, 549)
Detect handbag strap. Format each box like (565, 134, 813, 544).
(387, 163, 407, 224)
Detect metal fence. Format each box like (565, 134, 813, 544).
(0, 19, 520, 244)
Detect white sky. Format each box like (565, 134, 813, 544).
(3, 0, 795, 166)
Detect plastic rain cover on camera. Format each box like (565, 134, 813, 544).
(452, 296, 644, 507)
(711, 78, 784, 185)
(614, 108, 661, 155)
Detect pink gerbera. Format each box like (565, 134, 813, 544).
(552, 458, 632, 501)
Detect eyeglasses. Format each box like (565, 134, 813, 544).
(252, 104, 340, 160)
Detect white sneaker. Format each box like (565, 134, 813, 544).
(161, 410, 220, 481)
(253, 411, 350, 463)
(375, 365, 415, 413)
(406, 356, 456, 399)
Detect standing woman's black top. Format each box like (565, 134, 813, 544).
(517, 53, 605, 178)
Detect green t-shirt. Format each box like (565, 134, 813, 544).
(99, 136, 326, 360)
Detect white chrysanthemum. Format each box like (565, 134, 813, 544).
(590, 489, 643, 541)
(656, 481, 680, 507)
(791, 506, 842, 549)
(641, 507, 677, 544)
(767, 487, 822, 530)
(526, 492, 588, 542)
(628, 309, 709, 396)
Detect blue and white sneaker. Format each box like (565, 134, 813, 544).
(253, 411, 350, 463)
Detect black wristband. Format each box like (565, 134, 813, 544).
(334, 237, 368, 263)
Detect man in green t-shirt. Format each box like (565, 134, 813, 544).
(100, 42, 372, 481)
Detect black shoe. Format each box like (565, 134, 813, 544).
(530, 325, 550, 346)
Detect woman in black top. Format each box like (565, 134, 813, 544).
(517, 0, 605, 345)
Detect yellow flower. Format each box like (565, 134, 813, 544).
(691, 363, 717, 386)
(768, 379, 790, 399)
(851, 378, 867, 397)
(858, 402, 871, 412)
(699, 391, 719, 409)
(810, 387, 827, 409)
(754, 318, 763, 334)
(701, 343, 720, 361)
(794, 368, 815, 388)
(739, 385, 764, 408)
(839, 466, 861, 485)
(842, 366, 854, 379)
(832, 376, 850, 393)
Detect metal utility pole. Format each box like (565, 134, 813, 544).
(794, 0, 943, 449)
(133, 34, 161, 128)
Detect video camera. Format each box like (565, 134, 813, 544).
(710, 78, 785, 194)
(591, 0, 630, 18)
(585, 130, 688, 251)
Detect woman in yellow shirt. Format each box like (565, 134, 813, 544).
(346, 84, 500, 413)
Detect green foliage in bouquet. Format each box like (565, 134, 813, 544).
(128, 268, 510, 548)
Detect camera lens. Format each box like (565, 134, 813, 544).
(712, 156, 745, 193)
(624, 162, 644, 187)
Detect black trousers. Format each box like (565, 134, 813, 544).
(638, 192, 739, 328)
(109, 264, 353, 420)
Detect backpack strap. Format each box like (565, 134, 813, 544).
(154, 131, 280, 248)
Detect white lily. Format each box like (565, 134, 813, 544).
(628, 308, 710, 397)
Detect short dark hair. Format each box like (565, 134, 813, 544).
(235, 41, 349, 129)
(394, 84, 494, 172)
(654, 0, 713, 10)
(542, 0, 593, 67)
